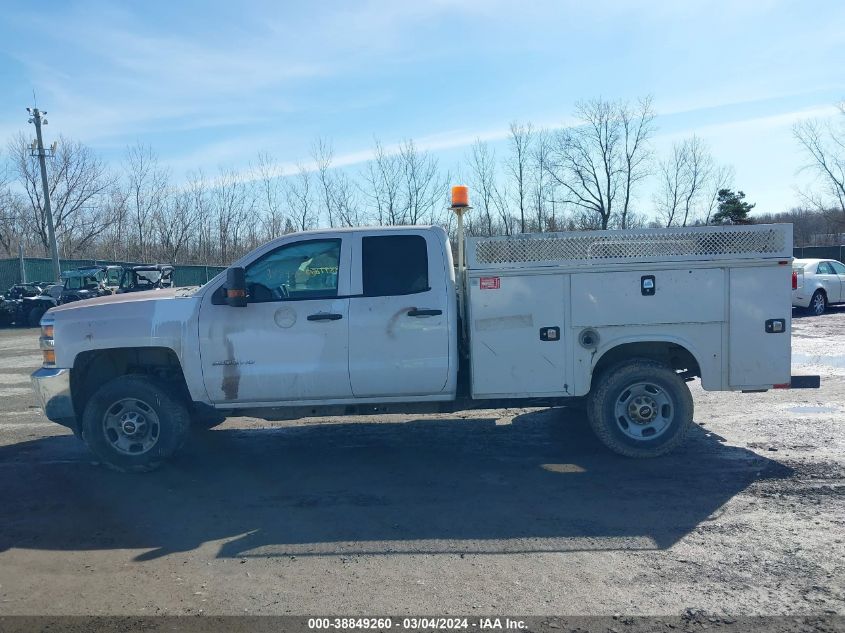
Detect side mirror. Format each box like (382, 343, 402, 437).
(226, 267, 248, 307)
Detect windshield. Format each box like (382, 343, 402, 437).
(63, 273, 101, 290)
(120, 268, 165, 290)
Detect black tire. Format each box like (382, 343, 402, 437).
(81, 375, 191, 472)
(27, 305, 47, 327)
(587, 359, 694, 458)
(808, 290, 826, 316)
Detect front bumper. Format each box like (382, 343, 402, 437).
(31, 367, 77, 430)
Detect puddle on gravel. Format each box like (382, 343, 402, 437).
(792, 353, 845, 369)
(787, 405, 839, 414)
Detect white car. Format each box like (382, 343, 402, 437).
(792, 258, 845, 315)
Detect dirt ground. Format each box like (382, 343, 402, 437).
(0, 310, 843, 618)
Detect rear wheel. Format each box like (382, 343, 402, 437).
(587, 359, 693, 458)
(27, 305, 47, 327)
(809, 290, 826, 316)
(82, 375, 190, 472)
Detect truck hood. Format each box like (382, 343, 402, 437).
(48, 287, 196, 314)
(46, 287, 202, 369)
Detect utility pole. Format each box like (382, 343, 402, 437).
(19, 242, 27, 284)
(26, 106, 61, 282)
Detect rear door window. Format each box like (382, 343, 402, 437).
(362, 235, 429, 297)
(830, 261, 845, 275)
(817, 262, 835, 275)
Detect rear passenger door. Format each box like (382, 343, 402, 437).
(348, 230, 450, 398)
(816, 262, 841, 303)
(830, 261, 845, 304)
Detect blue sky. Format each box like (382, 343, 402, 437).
(1, 0, 843, 217)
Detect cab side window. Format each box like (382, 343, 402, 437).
(362, 235, 429, 297)
(245, 239, 341, 303)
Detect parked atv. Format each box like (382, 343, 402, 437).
(20, 283, 63, 327)
(0, 282, 53, 327)
(116, 265, 174, 293)
(58, 267, 119, 304)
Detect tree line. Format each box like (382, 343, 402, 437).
(1, 96, 843, 266)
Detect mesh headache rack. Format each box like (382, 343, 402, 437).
(465, 224, 792, 270)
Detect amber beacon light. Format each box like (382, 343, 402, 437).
(451, 185, 470, 209)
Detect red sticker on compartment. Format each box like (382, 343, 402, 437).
(480, 277, 500, 290)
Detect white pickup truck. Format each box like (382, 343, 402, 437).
(31, 219, 818, 471)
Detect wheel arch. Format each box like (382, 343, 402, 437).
(590, 337, 704, 391)
(70, 347, 192, 419)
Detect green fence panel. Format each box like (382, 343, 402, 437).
(172, 265, 226, 287)
(0, 258, 227, 291)
(794, 246, 844, 261)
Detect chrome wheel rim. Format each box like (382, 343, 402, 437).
(102, 397, 160, 455)
(812, 293, 825, 315)
(613, 382, 674, 441)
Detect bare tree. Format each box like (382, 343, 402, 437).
(654, 142, 686, 227)
(312, 139, 338, 228)
(96, 187, 130, 261)
(186, 170, 213, 264)
(331, 170, 360, 227)
(619, 96, 656, 228)
(703, 164, 735, 225)
(254, 151, 286, 241)
(361, 139, 403, 225)
(10, 134, 115, 257)
(0, 154, 20, 256)
(506, 122, 533, 233)
(530, 128, 554, 231)
(211, 168, 252, 263)
(679, 136, 712, 226)
(155, 188, 198, 263)
(399, 139, 446, 226)
(548, 97, 655, 230)
(794, 102, 845, 217)
(655, 136, 714, 227)
(468, 140, 499, 236)
(286, 164, 316, 232)
(124, 144, 169, 262)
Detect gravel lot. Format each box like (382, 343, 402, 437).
(0, 310, 843, 617)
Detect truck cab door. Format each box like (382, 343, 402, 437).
(348, 229, 454, 398)
(198, 236, 352, 404)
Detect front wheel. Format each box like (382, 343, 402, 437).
(587, 359, 693, 458)
(81, 375, 190, 472)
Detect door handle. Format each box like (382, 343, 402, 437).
(407, 308, 442, 317)
(307, 313, 343, 321)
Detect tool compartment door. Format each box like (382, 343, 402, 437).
(570, 268, 724, 326)
(728, 265, 791, 388)
(468, 273, 567, 397)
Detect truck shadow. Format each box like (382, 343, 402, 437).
(0, 409, 791, 560)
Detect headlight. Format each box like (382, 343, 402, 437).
(40, 320, 55, 366)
